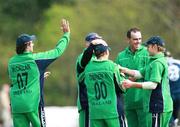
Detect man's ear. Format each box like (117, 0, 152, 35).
(126, 37, 130, 44)
(105, 50, 109, 55)
(152, 44, 158, 50)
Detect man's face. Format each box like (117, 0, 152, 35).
(128, 31, 142, 52)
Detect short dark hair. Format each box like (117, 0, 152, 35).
(127, 27, 141, 38)
(16, 43, 27, 54)
(95, 51, 106, 59)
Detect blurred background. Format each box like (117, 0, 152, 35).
(0, 0, 180, 126)
(0, 0, 180, 106)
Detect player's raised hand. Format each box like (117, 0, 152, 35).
(61, 19, 70, 33)
(91, 39, 108, 46)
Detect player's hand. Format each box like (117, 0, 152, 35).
(122, 79, 133, 88)
(128, 76, 136, 81)
(44, 71, 51, 79)
(91, 39, 108, 46)
(61, 19, 70, 33)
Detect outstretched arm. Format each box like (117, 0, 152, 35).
(33, 19, 71, 69)
(80, 43, 94, 68)
(119, 65, 143, 79)
(122, 79, 157, 89)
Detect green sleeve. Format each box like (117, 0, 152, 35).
(139, 67, 145, 77)
(114, 64, 125, 92)
(149, 62, 164, 83)
(33, 32, 70, 59)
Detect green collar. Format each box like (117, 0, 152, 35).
(17, 51, 32, 56)
(23, 51, 32, 54)
(126, 45, 144, 54)
(150, 52, 164, 60)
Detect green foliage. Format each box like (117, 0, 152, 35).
(0, 0, 40, 22)
(0, 0, 75, 22)
(0, 0, 180, 106)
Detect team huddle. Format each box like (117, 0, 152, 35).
(76, 28, 173, 127)
(8, 19, 173, 127)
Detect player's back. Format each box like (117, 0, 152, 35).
(84, 59, 121, 120)
(8, 53, 40, 113)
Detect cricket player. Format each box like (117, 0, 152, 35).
(121, 36, 173, 127)
(76, 32, 102, 127)
(8, 19, 70, 127)
(84, 40, 125, 127)
(115, 27, 150, 127)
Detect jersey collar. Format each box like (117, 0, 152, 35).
(126, 45, 144, 54)
(150, 52, 164, 60)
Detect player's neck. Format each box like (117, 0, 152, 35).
(98, 55, 109, 60)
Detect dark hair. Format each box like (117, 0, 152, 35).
(157, 45, 165, 52)
(94, 50, 108, 59)
(149, 44, 166, 52)
(95, 52, 104, 59)
(16, 43, 27, 54)
(127, 27, 141, 38)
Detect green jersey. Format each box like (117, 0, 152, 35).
(8, 32, 70, 113)
(140, 53, 173, 113)
(115, 45, 149, 109)
(84, 59, 125, 119)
